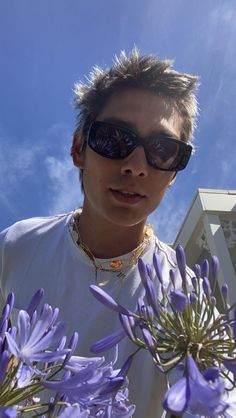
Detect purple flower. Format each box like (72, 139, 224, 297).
(65, 355, 104, 374)
(138, 258, 149, 287)
(119, 314, 136, 342)
(16, 363, 33, 388)
(153, 252, 163, 284)
(191, 276, 197, 291)
(26, 288, 44, 318)
(1, 304, 10, 323)
(203, 367, 220, 381)
(211, 256, 220, 282)
(63, 332, 79, 366)
(221, 283, 228, 302)
(169, 269, 176, 288)
(6, 293, 14, 316)
(0, 407, 17, 418)
(43, 355, 135, 417)
(144, 277, 160, 317)
(0, 350, 9, 385)
(163, 355, 228, 417)
(202, 277, 212, 299)
(189, 292, 197, 309)
(202, 259, 209, 278)
(210, 296, 216, 307)
(116, 354, 134, 378)
(142, 327, 156, 357)
(224, 359, 236, 376)
(0, 319, 8, 338)
(163, 376, 188, 415)
(193, 263, 201, 279)
(170, 290, 189, 312)
(58, 404, 89, 418)
(175, 245, 187, 288)
(90, 328, 126, 353)
(5, 305, 69, 369)
(89, 285, 131, 316)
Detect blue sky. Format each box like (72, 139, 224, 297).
(0, 0, 236, 243)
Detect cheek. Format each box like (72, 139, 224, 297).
(82, 156, 109, 194)
(150, 170, 174, 189)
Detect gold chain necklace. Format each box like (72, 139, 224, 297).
(72, 212, 154, 281)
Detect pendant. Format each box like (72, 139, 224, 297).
(109, 260, 124, 269)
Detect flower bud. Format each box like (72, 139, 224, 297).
(202, 259, 209, 278)
(203, 367, 219, 381)
(211, 256, 219, 282)
(221, 284, 228, 303)
(170, 290, 189, 312)
(175, 245, 187, 288)
(193, 264, 201, 279)
(190, 292, 197, 309)
(191, 276, 198, 291)
(153, 252, 163, 284)
(202, 277, 212, 299)
(169, 269, 176, 289)
(26, 288, 44, 318)
(90, 285, 131, 316)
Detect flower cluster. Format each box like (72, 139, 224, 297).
(0, 289, 135, 417)
(90, 245, 236, 417)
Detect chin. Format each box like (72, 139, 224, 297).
(105, 207, 148, 228)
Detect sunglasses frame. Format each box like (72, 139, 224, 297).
(86, 121, 192, 172)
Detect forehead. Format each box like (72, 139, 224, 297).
(97, 88, 183, 138)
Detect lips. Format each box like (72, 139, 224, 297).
(110, 188, 145, 205)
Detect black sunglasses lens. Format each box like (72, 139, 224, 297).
(146, 138, 190, 171)
(89, 123, 136, 158)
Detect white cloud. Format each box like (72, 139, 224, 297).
(45, 155, 83, 215)
(0, 136, 42, 188)
(0, 191, 18, 218)
(211, 4, 236, 23)
(0, 121, 81, 218)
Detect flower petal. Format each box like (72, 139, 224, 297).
(163, 377, 188, 415)
(90, 328, 126, 353)
(153, 253, 163, 284)
(89, 285, 131, 316)
(170, 290, 189, 312)
(26, 288, 44, 318)
(175, 245, 187, 288)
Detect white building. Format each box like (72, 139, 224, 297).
(173, 189, 236, 307)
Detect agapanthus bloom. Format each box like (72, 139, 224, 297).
(0, 290, 134, 417)
(163, 355, 228, 417)
(5, 306, 69, 369)
(90, 245, 236, 417)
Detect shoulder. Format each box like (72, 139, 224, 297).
(0, 212, 73, 248)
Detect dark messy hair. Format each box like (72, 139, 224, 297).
(74, 48, 199, 141)
(72, 48, 199, 189)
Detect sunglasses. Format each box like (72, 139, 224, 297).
(86, 121, 192, 172)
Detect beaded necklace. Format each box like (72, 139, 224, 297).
(72, 211, 154, 281)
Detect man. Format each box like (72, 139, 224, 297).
(0, 50, 198, 417)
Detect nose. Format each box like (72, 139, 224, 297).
(120, 146, 148, 177)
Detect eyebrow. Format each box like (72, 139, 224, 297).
(98, 117, 180, 140)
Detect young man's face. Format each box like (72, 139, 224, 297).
(77, 88, 184, 228)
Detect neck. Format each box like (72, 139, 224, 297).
(76, 203, 147, 259)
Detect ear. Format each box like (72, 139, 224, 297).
(70, 133, 85, 168)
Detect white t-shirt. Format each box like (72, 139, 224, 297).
(0, 212, 195, 418)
